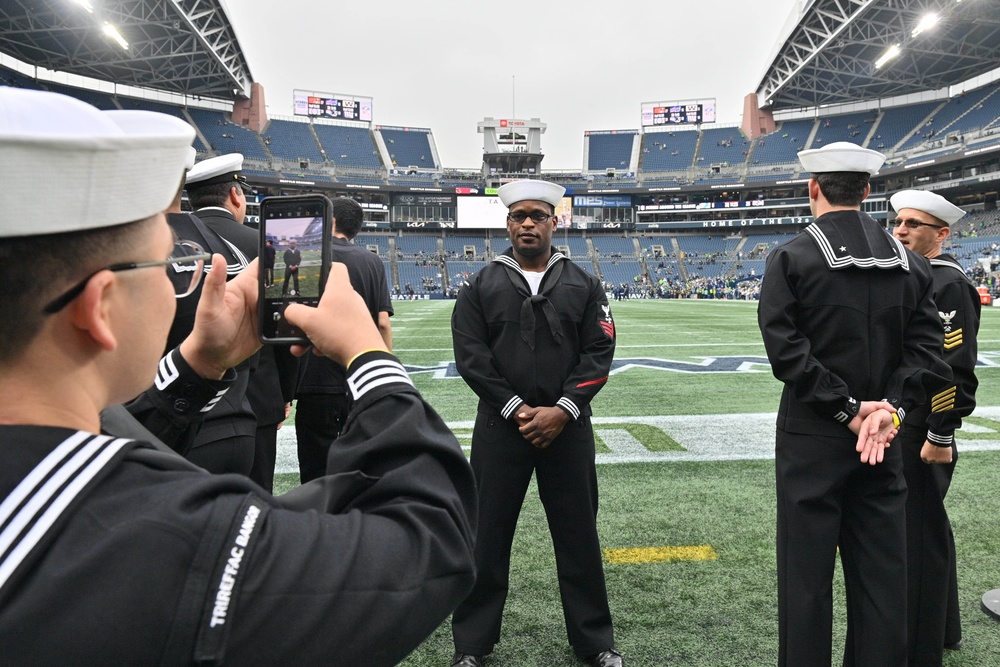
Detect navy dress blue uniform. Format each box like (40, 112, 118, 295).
(0, 350, 476, 666)
(450, 248, 617, 658)
(898, 252, 979, 666)
(758, 210, 952, 667)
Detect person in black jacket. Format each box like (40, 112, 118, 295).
(294, 197, 393, 484)
(449, 180, 622, 667)
(758, 143, 952, 667)
(0, 88, 476, 666)
(890, 189, 980, 666)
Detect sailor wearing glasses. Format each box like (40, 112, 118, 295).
(890, 189, 979, 665)
(758, 143, 952, 667)
(0, 88, 475, 665)
(449, 180, 622, 667)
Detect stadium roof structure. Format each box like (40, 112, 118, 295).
(756, 0, 1000, 110)
(0, 0, 252, 99)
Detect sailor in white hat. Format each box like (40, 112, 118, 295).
(450, 181, 623, 667)
(890, 189, 978, 662)
(0, 87, 476, 664)
(185, 152, 256, 276)
(758, 142, 952, 666)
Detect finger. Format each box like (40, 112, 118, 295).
(198, 254, 228, 310)
(875, 441, 885, 464)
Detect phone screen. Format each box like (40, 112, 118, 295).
(258, 195, 331, 343)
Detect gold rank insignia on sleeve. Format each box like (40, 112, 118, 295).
(931, 386, 957, 413)
(943, 328, 964, 350)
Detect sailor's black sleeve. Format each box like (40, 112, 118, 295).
(556, 278, 616, 420)
(121, 347, 235, 453)
(882, 269, 953, 424)
(758, 247, 857, 422)
(925, 276, 981, 447)
(451, 279, 525, 419)
(211, 351, 477, 666)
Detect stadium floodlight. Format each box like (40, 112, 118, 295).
(102, 22, 129, 50)
(874, 44, 901, 69)
(72, 0, 94, 12)
(911, 13, 940, 37)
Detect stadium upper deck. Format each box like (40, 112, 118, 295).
(2, 0, 999, 236)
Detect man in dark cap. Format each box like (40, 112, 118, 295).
(758, 142, 952, 666)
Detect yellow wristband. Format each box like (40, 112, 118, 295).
(891, 413, 900, 429)
(347, 348, 387, 369)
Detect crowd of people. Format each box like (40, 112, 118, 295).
(0, 88, 987, 667)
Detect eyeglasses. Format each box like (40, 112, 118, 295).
(891, 218, 945, 230)
(43, 240, 213, 314)
(507, 210, 554, 223)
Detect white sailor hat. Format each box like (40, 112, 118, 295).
(798, 141, 885, 176)
(890, 189, 966, 225)
(0, 88, 195, 238)
(184, 146, 197, 172)
(498, 179, 566, 208)
(186, 152, 245, 188)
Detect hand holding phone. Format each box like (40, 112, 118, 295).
(284, 263, 389, 366)
(258, 195, 332, 344)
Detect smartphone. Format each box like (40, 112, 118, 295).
(258, 194, 332, 344)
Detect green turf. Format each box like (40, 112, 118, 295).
(278, 298, 1000, 665)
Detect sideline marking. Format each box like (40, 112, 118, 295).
(604, 545, 718, 564)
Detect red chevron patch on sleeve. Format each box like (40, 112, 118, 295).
(600, 320, 615, 339)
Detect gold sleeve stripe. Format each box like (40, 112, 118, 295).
(931, 386, 957, 413)
(943, 328, 964, 350)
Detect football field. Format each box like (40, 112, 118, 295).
(276, 298, 1000, 666)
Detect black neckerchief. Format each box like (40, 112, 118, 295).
(493, 248, 567, 350)
(805, 209, 909, 272)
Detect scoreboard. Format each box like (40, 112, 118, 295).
(641, 100, 716, 127)
(293, 90, 373, 122)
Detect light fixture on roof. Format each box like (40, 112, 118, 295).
(73, 0, 94, 12)
(874, 44, 901, 69)
(911, 13, 940, 37)
(103, 22, 129, 50)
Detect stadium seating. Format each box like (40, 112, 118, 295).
(587, 132, 635, 172)
(747, 118, 815, 165)
(696, 127, 749, 171)
(263, 119, 326, 164)
(897, 85, 1000, 152)
(312, 124, 383, 170)
(396, 234, 439, 256)
(640, 130, 699, 172)
(42, 81, 118, 110)
(355, 234, 391, 256)
(0, 66, 45, 90)
(380, 128, 436, 169)
(868, 100, 941, 151)
(442, 235, 488, 258)
(599, 260, 645, 287)
(810, 111, 877, 146)
(588, 234, 635, 257)
(187, 107, 270, 161)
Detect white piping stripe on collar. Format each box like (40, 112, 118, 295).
(0, 432, 131, 593)
(805, 224, 909, 271)
(929, 257, 965, 273)
(492, 252, 566, 280)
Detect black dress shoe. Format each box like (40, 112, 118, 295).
(587, 648, 623, 667)
(944, 638, 963, 650)
(450, 652, 483, 667)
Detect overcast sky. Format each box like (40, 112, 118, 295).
(224, 0, 805, 170)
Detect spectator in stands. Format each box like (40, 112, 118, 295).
(449, 180, 622, 667)
(294, 198, 393, 484)
(890, 190, 980, 663)
(758, 142, 951, 667)
(0, 87, 475, 666)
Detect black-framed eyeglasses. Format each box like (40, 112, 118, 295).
(891, 218, 945, 230)
(43, 240, 213, 314)
(507, 210, 554, 223)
